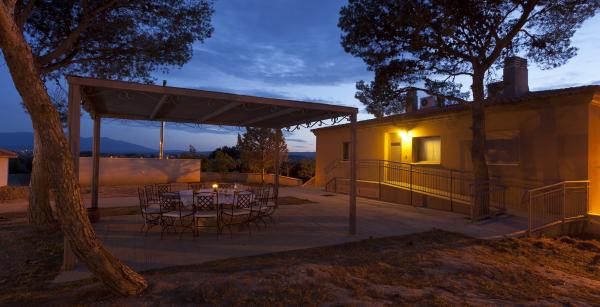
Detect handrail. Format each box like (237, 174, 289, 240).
(527, 180, 589, 235)
(528, 180, 590, 193)
(325, 158, 507, 220)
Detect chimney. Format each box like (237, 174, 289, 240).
(503, 56, 528, 97)
(406, 88, 418, 112)
(487, 81, 504, 98)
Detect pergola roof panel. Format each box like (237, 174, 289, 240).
(70, 76, 357, 129)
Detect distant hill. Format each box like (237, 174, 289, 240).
(288, 152, 316, 160)
(0, 132, 156, 154)
(0, 132, 316, 157)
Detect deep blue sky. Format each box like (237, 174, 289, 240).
(1, 0, 600, 152)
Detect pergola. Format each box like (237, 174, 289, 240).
(66, 76, 359, 235)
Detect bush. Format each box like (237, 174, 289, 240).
(0, 186, 29, 202)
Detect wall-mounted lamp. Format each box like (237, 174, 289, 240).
(398, 130, 412, 141)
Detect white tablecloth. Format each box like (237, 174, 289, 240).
(178, 189, 253, 207)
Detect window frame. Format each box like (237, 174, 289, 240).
(485, 134, 521, 166)
(413, 136, 442, 164)
(342, 142, 350, 161)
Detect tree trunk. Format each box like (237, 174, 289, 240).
(28, 129, 58, 231)
(0, 4, 147, 296)
(470, 71, 490, 218)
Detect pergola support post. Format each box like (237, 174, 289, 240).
(274, 129, 282, 205)
(349, 113, 357, 235)
(159, 121, 165, 159)
(64, 83, 81, 270)
(89, 115, 101, 222)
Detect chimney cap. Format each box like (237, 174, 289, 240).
(504, 56, 528, 67)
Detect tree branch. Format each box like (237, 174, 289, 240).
(483, 0, 539, 68)
(36, 0, 121, 66)
(15, 0, 35, 29)
(401, 86, 470, 105)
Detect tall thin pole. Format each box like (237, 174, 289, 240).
(274, 129, 282, 205)
(91, 116, 101, 211)
(159, 121, 165, 159)
(349, 113, 357, 235)
(159, 80, 167, 159)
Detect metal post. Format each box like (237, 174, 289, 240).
(159, 80, 166, 160)
(90, 116, 101, 218)
(409, 164, 413, 206)
(562, 182, 566, 231)
(528, 193, 532, 236)
(449, 170, 453, 212)
(64, 83, 81, 271)
(274, 129, 281, 205)
(378, 160, 382, 200)
(349, 113, 357, 235)
(159, 121, 165, 159)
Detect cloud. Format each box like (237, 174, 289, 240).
(286, 138, 307, 143)
(170, 0, 370, 87)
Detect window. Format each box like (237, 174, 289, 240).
(414, 136, 441, 163)
(342, 142, 350, 160)
(486, 134, 520, 165)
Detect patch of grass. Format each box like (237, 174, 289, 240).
(277, 196, 315, 206)
(2, 227, 600, 305)
(99, 206, 140, 217)
(0, 219, 63, 305)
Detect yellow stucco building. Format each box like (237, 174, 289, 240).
(312, 58, 600, 219)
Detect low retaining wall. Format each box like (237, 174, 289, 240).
(201, 172, 302, 186)
(79, 157, 201, 187)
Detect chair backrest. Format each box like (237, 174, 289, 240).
(234, 191, 253, 209)
(144, 184, 158, 203)
(155, 184, 172, 195)
(250, 185, 270, 208)
(160, 193, 180, 213)
(188, 182, 205, 191)
(218, 183, 235, 189)
(138, 187, 147, 216)
(195, 192, 218, 211)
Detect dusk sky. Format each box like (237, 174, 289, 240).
(1, 0, 599, 152)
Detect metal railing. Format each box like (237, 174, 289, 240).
(325, 159, 506, 220)
(527, 181, 589, 235)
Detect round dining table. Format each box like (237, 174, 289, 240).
(176, 189, 253, 207)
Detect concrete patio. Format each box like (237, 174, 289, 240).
(53, 186, 527, 282)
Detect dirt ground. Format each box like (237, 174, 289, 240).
(1, 209, 600, 307)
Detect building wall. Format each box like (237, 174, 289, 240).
(201, 172, 303, 186)
(79, 157, 201, 186)
(314, 93, 593, 212)
(588, 94, 600, 214)
(0, 158, 8, 187)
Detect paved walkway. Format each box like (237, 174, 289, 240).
(52, 186, 527, 282)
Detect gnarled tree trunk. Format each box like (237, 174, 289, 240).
(470, 71, 490, 218)
(28, 129, 58, 231)
(0, 3, 147, 295)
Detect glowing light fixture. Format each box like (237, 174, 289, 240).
(212, 183, 218, 191)
(398, 130, 412, 140)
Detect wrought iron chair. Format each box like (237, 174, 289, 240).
(144, 183, 172, 206)
(245, 184, 271, 229)
(160, 192, 195, 238)
(217, 182, 235, 189)
(260, 184, 279, 224)
(221, 191, 253, 237)
(137, 187, 164, 234)
(193, 192, 220, 237)
(188, 182, 207, 191)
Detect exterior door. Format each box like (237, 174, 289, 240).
(389, 134, 402, 162)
